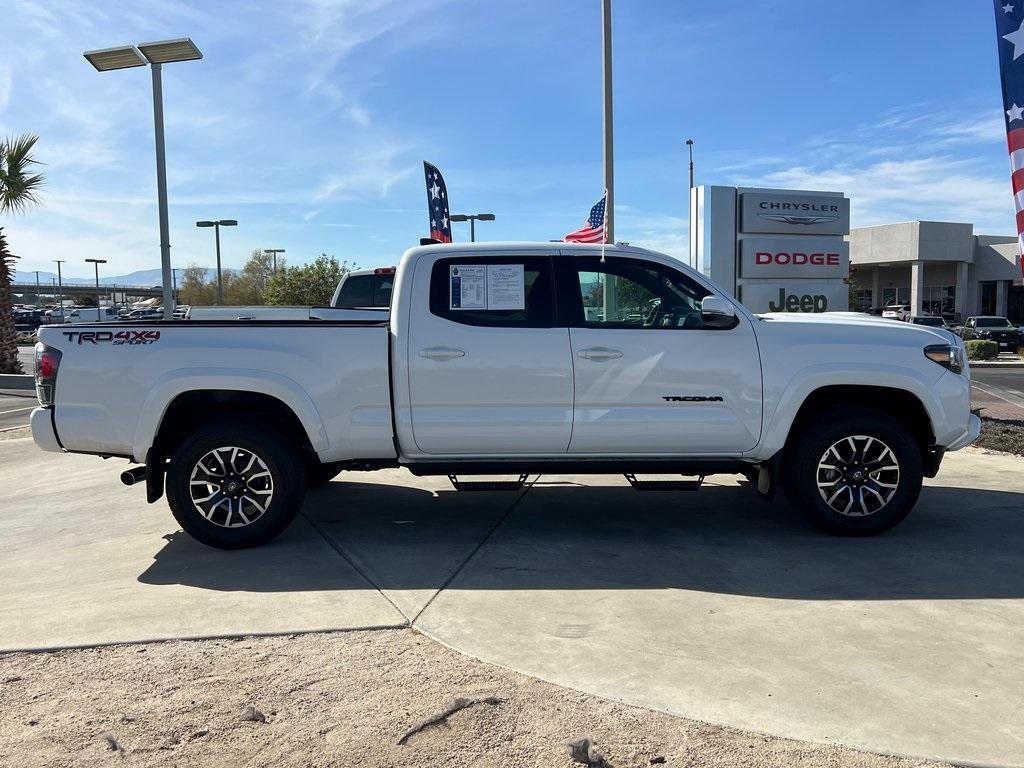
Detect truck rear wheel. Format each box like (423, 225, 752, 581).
(165, 422, 306, 549)
(786, 408, 923, 536)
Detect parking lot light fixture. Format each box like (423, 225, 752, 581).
(264, 248, 285, 274)
(84, 36, 203, 320)
(196, 219, 237, 305)
(85, 258, 107, 307)
(450, 213, 495, 242)
(83, 45, 146, 72)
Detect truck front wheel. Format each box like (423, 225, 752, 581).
(165, 422, 306, 549)
(786, 408, 923, 536)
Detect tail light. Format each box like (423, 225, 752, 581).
(374, 266, 397, 275)
(34, 343, 62, 406)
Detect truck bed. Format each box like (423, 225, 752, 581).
(40, 319, 395, 463)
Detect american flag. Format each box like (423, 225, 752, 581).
(994, 1, 1024, 278)
(423, 161, 452, 243)
(563, 194, 608, 243)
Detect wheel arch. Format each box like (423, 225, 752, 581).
(134, 369, 328, 463)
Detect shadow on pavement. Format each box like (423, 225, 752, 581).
(139, 478, 1024, 600)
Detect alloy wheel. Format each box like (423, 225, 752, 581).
(816, 435, 900, 517)
(188, 446, 274, 528)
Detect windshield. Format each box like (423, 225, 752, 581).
(975, 317, 1012, 328)
(334, 274, 393, 308)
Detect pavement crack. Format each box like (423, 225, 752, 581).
(299, 509, 413, 627)
(409, 476, 537, 627)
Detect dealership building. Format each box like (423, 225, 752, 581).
(848, 221, 1024, 324)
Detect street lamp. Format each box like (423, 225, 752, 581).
(52, 260, 66, 321)
(449, 213, 495, 242)
(196, 219, 237, 304)
(264, 248, 285, 273)
(85, 258, 107, 308)
(84, 37, 203, 320)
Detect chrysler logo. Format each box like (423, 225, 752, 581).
(758, 213, 839, 226)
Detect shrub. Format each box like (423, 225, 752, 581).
(965, 339, 999, 360)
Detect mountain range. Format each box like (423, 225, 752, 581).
(11, 267, 224, 287)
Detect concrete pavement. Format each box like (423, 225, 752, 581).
(0, 392, 35, 430)
(2, 436, 1023, 765)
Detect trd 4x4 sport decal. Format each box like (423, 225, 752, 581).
(62, 330, 161, 345)
(662, 395, 724, 402)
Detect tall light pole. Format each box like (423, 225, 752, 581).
(85, 258, 107, 307)
(84, 38, 203, 320)
(52, 260, 65, 321)
(264, 248, 285, 274)
(450, 213, 495, 242)
(196, 219, 237, 304)
(686, 138, 695, 266)
(602, 0, 614, 244)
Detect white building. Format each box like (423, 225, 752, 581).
(849, 221, 1023, 323)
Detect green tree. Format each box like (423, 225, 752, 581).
(178, 264, 216, 306)
(0, 134, 45, 374)
(228, 249, 276, 305)
(264, 254, 350, 306)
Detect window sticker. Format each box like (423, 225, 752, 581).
(449, 265, 487, 309)
(486, 264, 525, 310)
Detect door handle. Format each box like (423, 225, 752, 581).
(577, 346, 623, 361)
(419, 346, 466, 361)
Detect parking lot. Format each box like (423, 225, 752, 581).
(2, 434, 1022, 765)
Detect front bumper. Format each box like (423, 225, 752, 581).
(30, 407, 63, 453)
(946, 413, 982, 452)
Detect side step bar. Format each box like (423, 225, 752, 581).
(624, 473, 704, 491)
(448, 474, 530, 492)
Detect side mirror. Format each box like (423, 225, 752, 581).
(700, 296, 737, 329)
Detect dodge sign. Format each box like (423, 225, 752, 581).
(739, 238, 849, 279)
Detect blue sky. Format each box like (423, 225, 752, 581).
(0, 0, 1015, 279)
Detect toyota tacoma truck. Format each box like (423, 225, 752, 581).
(30, 242, 980, 548)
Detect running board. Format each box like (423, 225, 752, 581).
(448, 474, 530, 492)
(624, 473, 704, 491)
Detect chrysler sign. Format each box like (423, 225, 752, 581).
(740, 238, 849, 279)
(740, 193, 850, 235)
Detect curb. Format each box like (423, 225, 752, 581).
(0, 374, 33, 390)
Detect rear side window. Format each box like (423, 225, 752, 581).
(334, 275, 373, 308)
(430, 256, 555, 327)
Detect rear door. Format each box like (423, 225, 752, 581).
(562, 255, 762, 455)
(407, 254, 573, 455)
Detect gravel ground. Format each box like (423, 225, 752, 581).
(0, 629, 946, 768)
(975, 417, 1024, 456)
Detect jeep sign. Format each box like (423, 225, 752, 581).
(739, 282, 849, 314)
(739, 238, 849, 279)
(740, 193, 850, 235)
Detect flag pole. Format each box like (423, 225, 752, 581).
(602, 0, 614, 244)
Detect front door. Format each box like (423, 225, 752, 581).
(407, 254, 573, 455)
(563, 255, 762, 455)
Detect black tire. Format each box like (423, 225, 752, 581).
(785, 407, 923, 536)
(307, 461, 345, 488)
(165, 421, 306, 549)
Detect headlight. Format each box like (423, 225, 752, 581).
(924, 344, 963, 374)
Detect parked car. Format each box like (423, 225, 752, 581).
(908, 315, 957, 344)
(127, 308, 164, 321)
(958, 316, 1022, 351)
(881, 303, 911, 320)
(63, 306, 119, 324)
(31, 242, 978, 548)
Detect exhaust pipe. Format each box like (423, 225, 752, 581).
(120, 466, 147, 486)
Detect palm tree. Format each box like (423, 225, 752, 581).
(0, 134, 44, 374)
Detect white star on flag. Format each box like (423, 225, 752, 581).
(430, 182, 440, 199)
(1009, 103, 1024, 121)
(1004, 3, 1015, 12)
(1004, 20, 1024, 59)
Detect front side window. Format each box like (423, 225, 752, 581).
(976, 317, 1012, 328)
(430, 256, 555, 328)
(571, 257, 711, 329)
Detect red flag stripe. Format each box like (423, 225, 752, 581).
(1008, 128, 1024, 153)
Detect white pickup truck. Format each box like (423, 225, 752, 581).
(31, 242, 979, 548)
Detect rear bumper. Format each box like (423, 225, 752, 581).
(30, 408, 63, 453)
(946, 413, 981, 452)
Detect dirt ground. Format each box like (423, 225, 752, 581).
(0, 629, 946, 768)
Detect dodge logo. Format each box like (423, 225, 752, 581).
(755, 251, 840, 266)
